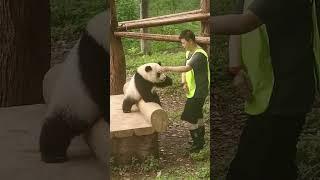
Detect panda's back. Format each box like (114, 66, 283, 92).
(124, 74, 141, 101)
(47, 43, 99, 125)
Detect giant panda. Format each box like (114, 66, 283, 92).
(122, 63, 173, 113)
(39, 10, 109, 163)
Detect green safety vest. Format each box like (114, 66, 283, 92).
(185, 48, 211, 98)
(241, 0, 320, 115)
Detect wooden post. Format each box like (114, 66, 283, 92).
(0, 0, 50, 107)
(200, 0, 210, 56)
(140, 0, 150, 55)
(110, 0, 126, 95)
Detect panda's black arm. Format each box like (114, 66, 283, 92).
(134, 73, 155, 102)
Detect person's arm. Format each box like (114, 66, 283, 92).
(162, 65, 192, 73)
(209, 0, 282, 35)
(208, 10, 262, 35)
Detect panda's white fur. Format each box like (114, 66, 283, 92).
(40, 9, 109, 163)
(123, 63, 172, 113)
(47, 11, 108, 127)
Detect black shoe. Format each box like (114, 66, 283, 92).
(188, 127, 205, 153)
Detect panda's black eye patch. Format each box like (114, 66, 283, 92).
(145, 66, 152, 72)
(157, 73, 161, 77)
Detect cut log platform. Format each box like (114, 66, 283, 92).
(110, 94, 168, 164)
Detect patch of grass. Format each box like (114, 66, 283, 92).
(111, 156, 160, 175)
(156, 162, 210, 179)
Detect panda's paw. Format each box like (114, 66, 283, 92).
(41, 154, 68, 163)
(123, 109, 131, 113)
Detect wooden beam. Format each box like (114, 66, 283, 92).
(114, 31, 210, 44)
(117, 12, 209, 31)
(120, 9, 202, 24)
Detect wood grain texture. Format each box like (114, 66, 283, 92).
(0, 0, 50, 107)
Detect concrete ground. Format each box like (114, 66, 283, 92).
(0, 104, 107, 180)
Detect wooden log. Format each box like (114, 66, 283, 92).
(123, 83, 169, 132)
(114, 32, 210, 45)
(83, 118, 110, 167)
(137, 100, 168, 132)
(120, 9, 202, 24)
(116, 12, 209, 31)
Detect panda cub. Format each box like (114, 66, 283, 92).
(39, 10, 109, 163)
(122, 62, 173, 113)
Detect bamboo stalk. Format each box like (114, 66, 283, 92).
(114, 31, 210, 44)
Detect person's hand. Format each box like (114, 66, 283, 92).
(232, 70, 253, 101)
(159, 66, 169, 73)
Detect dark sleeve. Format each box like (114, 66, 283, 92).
(187, 52, 206, 71)
(232, 0, 244, 14)
(248, 0, 286, 24)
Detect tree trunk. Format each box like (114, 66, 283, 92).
(140, 0, 150, 55)
(110, 0, 126, 95)
(316, 0, 319, 36)
(0, 0, 50, 107)
(200, 0, 210, 56)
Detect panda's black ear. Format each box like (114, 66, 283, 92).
(145, 66, 152, 72)
(157, 62, 162, 66)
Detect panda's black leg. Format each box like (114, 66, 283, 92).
(151, 92, 162, 106)
(39, 114, 75, 163)
(122, 98, 136, 113)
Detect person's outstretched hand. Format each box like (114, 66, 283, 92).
(159, 66, 169, 73)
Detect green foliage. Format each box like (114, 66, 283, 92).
(116, 0, 201, 55)
(50, 0, 105, 41)
(115, 0, 139, 21)
(156, 162, 210, 179)
(149, 0, 199, 17)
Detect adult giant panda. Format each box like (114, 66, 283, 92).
(122, 63, 173, 113)
(39, 10, 109, 163)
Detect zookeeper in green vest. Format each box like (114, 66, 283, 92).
(209, 0, 320, 179)
(159, 29, 210, 153)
